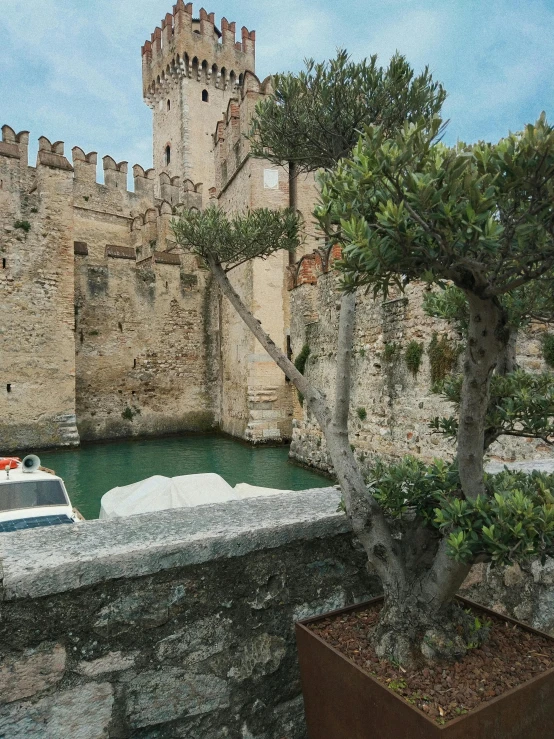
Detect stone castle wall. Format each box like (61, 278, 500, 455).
(289, 264, 550, 474)
(0, 120, 214, 451)
(74, 250, 214, 441)
(0, 129, 79, 451)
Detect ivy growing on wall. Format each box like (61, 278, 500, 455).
(542, 334, 554, 368)
(383, 342, 400, 362)
(428, 333, 461, 385)
(404, 341, 424, 376)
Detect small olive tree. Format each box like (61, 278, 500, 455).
(314, 114, 554, 662)
(174, 116, 554, 667)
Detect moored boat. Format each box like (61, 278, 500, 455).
(0, 455, 82, 532)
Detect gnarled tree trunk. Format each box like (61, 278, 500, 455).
(457, 293, 508, 499)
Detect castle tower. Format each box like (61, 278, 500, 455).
(142, 2, 255, 206)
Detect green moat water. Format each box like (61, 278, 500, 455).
(40, 434, 331, 520)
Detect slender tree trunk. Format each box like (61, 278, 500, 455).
(457, 293, 507, 499)
(288, 162, 298, 266)
(208, 258, 405, 591)
(209, 257, 483, 666)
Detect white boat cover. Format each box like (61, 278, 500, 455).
(99, 473, 239, 519)
(233, 482, 292, 498)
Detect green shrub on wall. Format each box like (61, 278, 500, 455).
(404, 341, 424, 376)
(543, 334, 554, 368)
(356, 407, 367, 421)
(383, 342, 400, 362)
(428, 333, 461, 384)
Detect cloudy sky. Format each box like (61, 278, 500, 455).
(1, 0, 553, 178)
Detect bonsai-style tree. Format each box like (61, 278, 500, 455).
(249, 49, 446, 174)
(314, 114, 554, 662)
(174, 52, 554, 666)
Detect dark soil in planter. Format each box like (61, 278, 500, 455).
(309, 601, 554, 726)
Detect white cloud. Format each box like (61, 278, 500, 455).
(1, 0, 553, 172)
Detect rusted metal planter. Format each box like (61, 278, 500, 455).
(296, 597, 554, 739)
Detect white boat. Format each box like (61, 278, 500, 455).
(99, 473, 290, 519)
(0, 455, 81, 533)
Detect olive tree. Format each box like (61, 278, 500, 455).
(175, 54, 448, 666)
(314, 114, 554, 661)
(174, 51, 554, 666)
(174, 116, 554, 667)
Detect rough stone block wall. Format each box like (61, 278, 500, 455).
(0, 489, 379, 738)
(460, 559, 554, 635)
(289, 272, 550, 474)
(0, 133, 79, 452)
(75, 249, 214, 441)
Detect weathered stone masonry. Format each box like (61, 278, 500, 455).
(0, 488, 379, 738)
(0, 124, 213, 451)
(288, 258, 551, 474)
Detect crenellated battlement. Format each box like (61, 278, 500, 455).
(72, 147, 98, 184)
(37, 136, 73, 172)
(141, 2, 255, 106)
(0, 125, 29, 165)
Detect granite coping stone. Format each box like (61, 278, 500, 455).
(0, 487, 346, 601)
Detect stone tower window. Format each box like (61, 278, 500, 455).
(6, 384, 11, 393)
(202, 89, 209, 103)
(165, 145, 171, 166)
(167, 99, 171, 111)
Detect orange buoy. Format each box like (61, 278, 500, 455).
(0, 458, 20, 470)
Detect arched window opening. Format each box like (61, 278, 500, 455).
(202, 89, 209, 103)
(167, 99, 171, 111)
(165, 145, 171, 165)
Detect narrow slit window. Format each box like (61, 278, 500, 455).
(165, 145, 171, 165)
(167, 99, 171, 111)
(2, 258, 5, 269)
(202, 89, 209, 102)
(6, 384, 11, 393)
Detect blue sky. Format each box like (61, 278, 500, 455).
(1, 0, 553, 178)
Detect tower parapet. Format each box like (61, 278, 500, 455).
(141, 2, 255, 107)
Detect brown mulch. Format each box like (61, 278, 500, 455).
(309, 602, 554, 725)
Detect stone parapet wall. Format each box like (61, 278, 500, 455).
(0, 489, 378, 738)
(289, 270, 550, 474)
